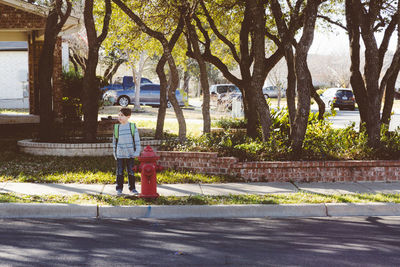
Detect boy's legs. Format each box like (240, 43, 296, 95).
(126, 158, 136, 191)
(116, 158, 125, 191)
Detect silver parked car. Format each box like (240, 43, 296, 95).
(262, 86, 286, 98)
(102, 83, 184, 107)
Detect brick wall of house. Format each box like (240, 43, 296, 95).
(0, 3, 46, 29)
(157, 151, 400, 182)
(28, 36, 63, 116)
(28, 39, 42, 114)
(2, 3, 63, 117)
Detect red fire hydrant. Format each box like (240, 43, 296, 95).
(133, 146, 163, 199)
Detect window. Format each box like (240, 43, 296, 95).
(336, 90, 353, 98)
(141, 84, 159, 92)
(217, 86, 230, 94)
(114, 77, 123, 85)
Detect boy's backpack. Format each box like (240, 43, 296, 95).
(114, 123, 136, 152)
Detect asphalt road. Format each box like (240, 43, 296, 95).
(193, 98, 400, 131)
(0, 216, 399, 266)
(325, 109, 400, 131)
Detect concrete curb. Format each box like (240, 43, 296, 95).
(0, 203, 97, 219)
(99, 204, 327, 219)
(326, 203, 400, 217)
(1, 203, 400, 219)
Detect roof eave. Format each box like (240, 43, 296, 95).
(0, 0, 48, 17)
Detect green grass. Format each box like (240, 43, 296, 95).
(134, 120, 204, 137)
(0, 138, 237, 184)
(0, 108, 29, 114)
(1, 192, 399, 205)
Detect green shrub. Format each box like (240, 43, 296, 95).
(213, 117, 247, 129)
(62, 70, 83, 122)
(162, 109, 400, 161)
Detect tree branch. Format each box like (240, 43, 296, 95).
(265, 28, 281, 46)
(317, 15, 348, 31)
(378, 13, 399, 68)
(55, 0, 72, 33)
(199, 0, 240, 63)
(265, 47, 283, 73)
(193, 14, 211, 53)
(97, 0, 112, 44)
(112, 0, 166, 44)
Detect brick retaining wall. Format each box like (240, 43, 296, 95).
(157, 151, 400, 182)
(17, 139, 162, 157)
(16, 140, 400, 182)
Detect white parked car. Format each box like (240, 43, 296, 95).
(210, 84, 240, 97)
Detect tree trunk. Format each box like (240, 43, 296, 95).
(285, 45, 297, 132)
(38, 10, 58, 141)
(311, 88, 325, 120)
(183, 71, 190, 95)
(382, 63, 400, 125)
(69, 54, 79, 73)
(248, 0, 272, 141)
(291, 0, 322, 156)
(196, 79, 201, 97)
(70, 47, 87, 73)
(103, 64, 113, 81)
(307, 65, 325, 120)
(345, 0, 391, 148)
(155, 55, 168, 139)
(38, 0, 71, 141)
(270, 0, 323, 140)
(291, 51, 311, 155)
(381, 18, 400, 125)
(240, 83, 259, 138)
(82, 0, 111, 142)
(363, 43, 381, 148)
(165, 50, 187, 141)
(104, 59, 124, 82)
(184, 6, 211, 134)
(82, 50, 100, 142)
(132, 51, 146, 111)
(198, 59, 211, 134)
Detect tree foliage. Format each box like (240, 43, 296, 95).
(111, 0, 187, 140)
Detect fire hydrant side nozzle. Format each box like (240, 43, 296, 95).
(134, 146, 162, 199)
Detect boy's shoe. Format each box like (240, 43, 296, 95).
(130, 189, 139, 196)
(116, 189, 123, 196)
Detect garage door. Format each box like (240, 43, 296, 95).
(0, 51, 29, 108)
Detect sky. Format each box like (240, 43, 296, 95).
(310, 30, 398, 55)
(310, 31, 349, 55)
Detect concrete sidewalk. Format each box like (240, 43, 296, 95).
(1, 182, 400, 219)
(2, 181, 400, 196)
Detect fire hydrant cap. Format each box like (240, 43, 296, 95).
(139, 146, 159, 160)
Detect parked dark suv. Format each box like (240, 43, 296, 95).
(320, 88, 356, 110)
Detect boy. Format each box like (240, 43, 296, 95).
(113, 108, 141, 196)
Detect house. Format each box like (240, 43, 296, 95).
(0, 0, 79, 115)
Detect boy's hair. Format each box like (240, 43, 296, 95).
(119, 108, 132, 117)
